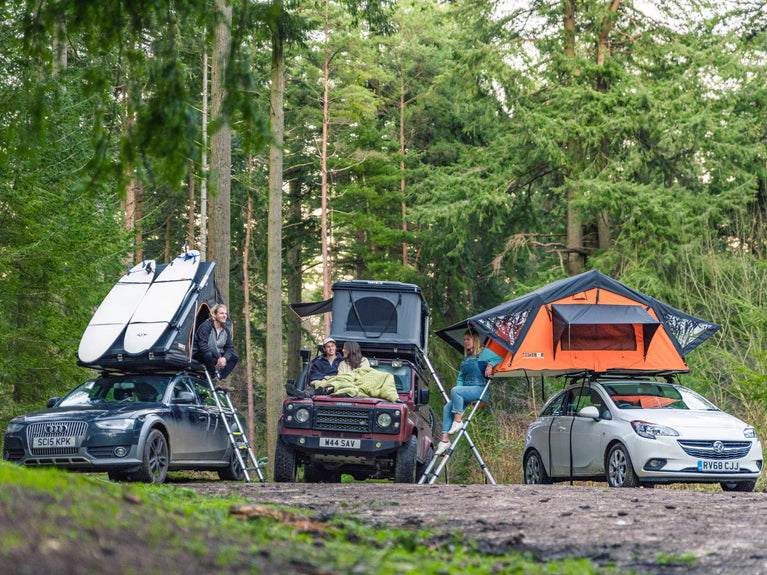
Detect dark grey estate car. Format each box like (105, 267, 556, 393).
(2, 370, 244, 483)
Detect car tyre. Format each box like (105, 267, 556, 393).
(134, 429, 169, 484)
(273, 439, 297, 482)
(218, 448, 246, 481)
(524, 449, 552, 485)
(394, 436, 417, 483)
(720, 480, 756, 492)
(606, 443, 639, 488)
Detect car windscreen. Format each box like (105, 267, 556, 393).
(57, 375, 172, 406)
(374, 364, 412, 393)
(601, 382, 688, 410)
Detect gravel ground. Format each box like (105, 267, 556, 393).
(187, 481, 767, 574)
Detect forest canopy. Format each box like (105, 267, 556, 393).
(1, 0, 766, 458)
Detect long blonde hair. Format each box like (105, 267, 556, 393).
(464, 329, 482, 358)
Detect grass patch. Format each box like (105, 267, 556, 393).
(0, 462, 609, 574)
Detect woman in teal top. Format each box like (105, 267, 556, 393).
(435, 329, 503, 455)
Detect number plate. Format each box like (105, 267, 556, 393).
(319, 437, 360, 449)
(698, 460, 740, 472)
(33, 436, 76, 448)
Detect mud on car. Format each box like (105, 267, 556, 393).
(275, 281, 438, 483)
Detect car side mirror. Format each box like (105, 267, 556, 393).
(578, 405, 600, 420)
(172, 391, 195, 404)
(418, 388, 429, 405)
(47, 397, 60, 408)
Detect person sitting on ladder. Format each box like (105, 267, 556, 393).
(195, 304, 239, 381)
(435, 328, 502, 455)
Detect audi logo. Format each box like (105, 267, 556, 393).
(713, 441, 724, 453)
(45, 424, 68, 434)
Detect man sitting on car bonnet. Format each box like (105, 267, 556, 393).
(308, 337, 343, 382)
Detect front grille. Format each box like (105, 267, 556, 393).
(27, 421, 88, 456)
(677, 440, 752, 460)
(314, 406, 372, 432)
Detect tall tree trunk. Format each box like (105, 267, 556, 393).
(286, 179, 303, 382)
(320, 0, 331, 335)
(266, 2, 285, 480)
(595, 0, 620, 252)
(200, 46, 209, 260)
(187, 160, 196, 248)
(243, 184, 256, 446)
(135, 181, 144, 262)
(564, 0, 584, 274)
(209, 2, 232, 301)
(399, 80, 408, 267)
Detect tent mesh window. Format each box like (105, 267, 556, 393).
(346, 297, 398, 334)
(477, 309, 531, 347)
(659, 313, 715, 350)
(560, 324, 637, 351)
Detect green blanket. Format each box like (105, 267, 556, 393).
(313, 368, 399, 402)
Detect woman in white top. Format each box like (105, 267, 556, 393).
(337, 341, 370, 374)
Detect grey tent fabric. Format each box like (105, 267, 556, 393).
(289, 299, 333, 318)
(436, 270, 720, 359)
(550, 304, 660, 359)
(289, 280, 431, 355)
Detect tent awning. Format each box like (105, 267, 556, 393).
(289, 299, 333, 318)
(551, 304, 660, 359)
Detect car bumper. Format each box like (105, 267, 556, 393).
(624, 434, 763, 482)
(3, 433, 143, 471)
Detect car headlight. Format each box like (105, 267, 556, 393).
(744, 426, 757, 439)
(5, 419, 25, 433)
(94, 419, 136, 431)
(377, 413, 392, 428)
(631, 420, 679, 440)
(294, 408, 311, 424)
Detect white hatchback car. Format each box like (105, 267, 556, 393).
(523, 378, 763, 491)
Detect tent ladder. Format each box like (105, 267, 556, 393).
(417, 370, 496, 485)
(203, 368, 265, 483)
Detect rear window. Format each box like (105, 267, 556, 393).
(601, 381, 686, 409)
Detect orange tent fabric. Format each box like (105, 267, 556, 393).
(437, 271, 720, 376)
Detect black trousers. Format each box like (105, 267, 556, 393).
(197, 352, 239, 379)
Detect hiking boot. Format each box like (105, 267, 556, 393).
(284, 382, 304, 398)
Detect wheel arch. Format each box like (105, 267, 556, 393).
(523, 446, 551, 477)
(137, 418, 171, 461)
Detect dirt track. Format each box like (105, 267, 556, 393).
(188, 481, 767, 574)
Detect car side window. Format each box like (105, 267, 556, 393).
(172, 377, 199, 404)
(193, 379, 217, 407)
(541, 393, 567, 416)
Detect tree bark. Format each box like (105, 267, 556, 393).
(209, 1, 232, 301)
(243, 186, 256, 447)
(286, 179, 303, 382)
(564, 0, 584, 274)
(266, 2, 285, 480)
(320, 0, 332, 336)
(200, 45, 209, 260)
